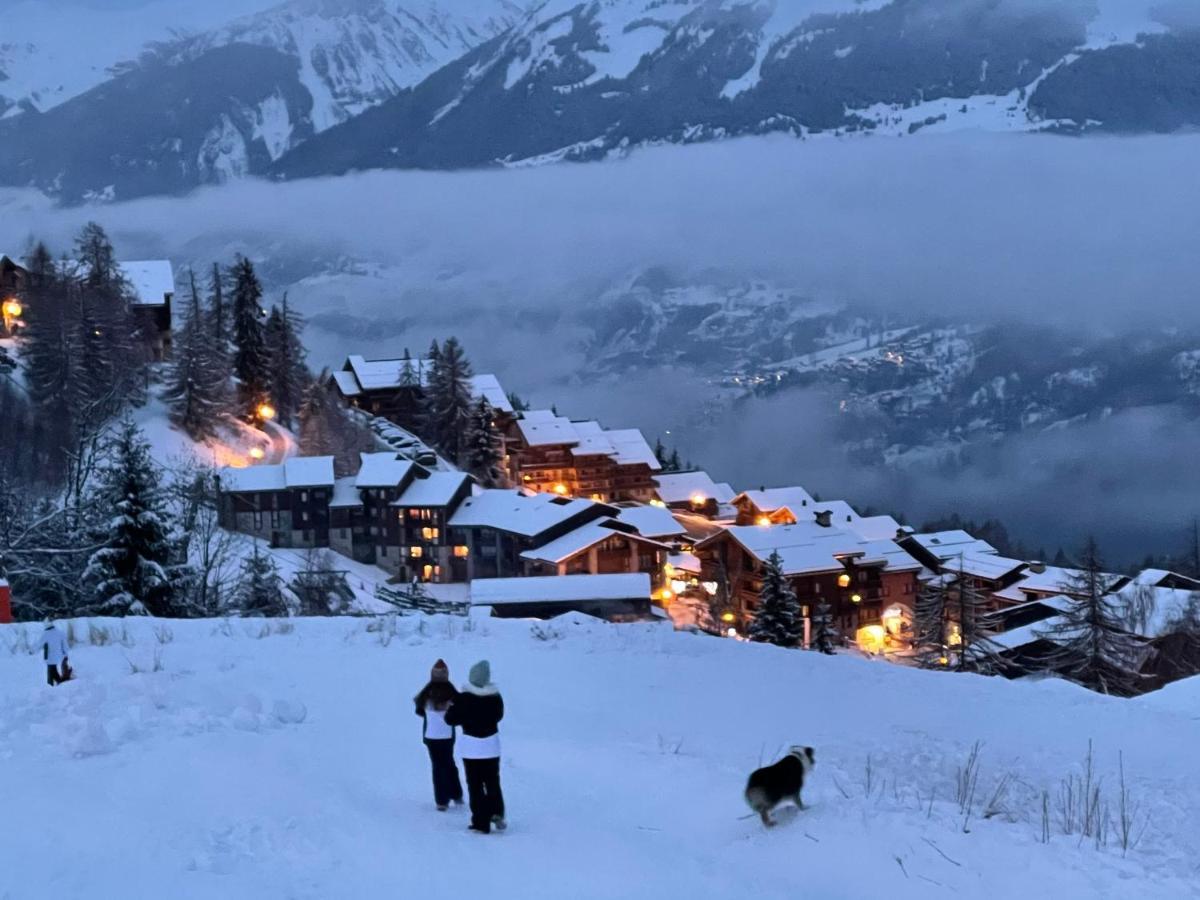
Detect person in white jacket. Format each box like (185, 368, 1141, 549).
(42, 622, 70, 686)
(413, 659, 464, 811)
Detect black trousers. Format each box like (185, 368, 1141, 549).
(463, 757, 504, 832)
(424, 738, 463, 807)
(46, 664, 63, 686)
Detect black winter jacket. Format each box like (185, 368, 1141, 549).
(444, 686, 504, 739)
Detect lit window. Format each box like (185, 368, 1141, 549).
(410, 547, 423, 558)
(422, 526, 439, 541)
(423, 564, 435, 581)
(454, 545, 469, 558)
(756, 516, 771, 527)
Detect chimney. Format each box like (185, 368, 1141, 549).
(815, 510, 832, 528)
(1028, 560, 1046, 574)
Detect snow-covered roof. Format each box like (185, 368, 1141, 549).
(335, 355, 512, 412)
(449, 489, 607, 538)
(1107, 580, 1198, 638)
(392, 472, 470, 508)
(220, 456, 335, 493)
(906, 530, 999, 560)
(846, 514, 903, 541)
(329, 477, 362, 509)
(355, 452, 415, 489)
(604, 429, 661, 470)
(614, 504, 687, 538)
(517, 411, 579, 447)
(945, 552, 1026, 582)
(705, 522, 921, 577)
(119, 260, 174, 307)
(667, 551, 701, 574)
(653, 471, 737, 505)
(470, 573, 652, 606)
(283, 456, 335, 488)
(988, 615, 1069, 651)
(735, 486, 815, 515)
(331, 369, 361, 397)
(520, 521, 669, 565)
(856, 539, 923, 572)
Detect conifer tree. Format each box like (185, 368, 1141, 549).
(208, 262, 228, 348)
(399, 347, 418, 387)
(164, 271, 230, 439)
(264, 294, 308, 428)
(290, 549, 354, 616)
(748, 551, 804, 647)
(424, 337, 474, 462)
(913, 577, 950, 668)
(1037, 537, 1144, 695)
(461, 397, 507, 488)
(83, 418, 182, 616)
(74, 223, 140, 402)
(810, 598, 837, 654)
(233, 544, 289, 617)
(21, 245, 75, 477)
(298, 371, 373, 476)
(951, 560, 1002, 672)
(230, 256, 269, 416)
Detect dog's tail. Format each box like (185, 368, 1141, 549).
(744, 786, 771, 814)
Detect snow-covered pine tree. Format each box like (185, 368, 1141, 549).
(208, 262, 228, 348)
(233, 544, 289, 617)
(748, 551, 804, 647)
(1037, 538, 1145, 695)
(297, 371, 373, 476)
(163, 272, 230, 440)
(810, 597, 837, 654)
(230, 256, 269, 417)
(83, 417, 183, 616)
(74, 223, 141, 404)
(289, 549, 354, 616)
(913, 576, 950, 668)
(424, 337, 474, 462)
(952, 560, 1002, 672)
(264, 294, 308, 428)
(461, 397, 507, 488)
(398, 347, 418, 387)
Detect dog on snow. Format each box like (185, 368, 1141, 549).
(744, 746, 816, 827)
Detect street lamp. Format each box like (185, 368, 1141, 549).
(248, 447, 265, 461)
(256, 403, 277, 422)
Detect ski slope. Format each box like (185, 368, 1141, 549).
(1, 615, 1197, 898)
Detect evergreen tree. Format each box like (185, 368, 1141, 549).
(163, 271, 230, 439)
(298, 371, 373, 476)
(20, 245, 75, 479)
(73, 223, 141, 402)
(82, 418, 182, 616)
(913, 577, 950, 668)
(507, 391, 528, 412)
(668, 449, 682, 472)
(461, 398, 507, 488)
(653, 437, 667, 467)
(424, 337, 474, 462)
(1037, 538, 1144, 695)
(208, 262, 228, 348)
(398, 348, 418, 387)
(748, 551, 804, 647)
(264, 294, 308, 429)
(233, 544, 289, 617)
(230, 256, 269, 416)
(809, 597, 837, 654)
(951, 560, 1002, 672)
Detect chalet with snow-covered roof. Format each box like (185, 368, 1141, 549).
(695, 519, 922, 648)
(470, 573, 656, 622)
(218, 456, 336, 548)
(120, 260, 175, 360)
(448, 489, 618, 580)
(504, 410, 661, 502)
(897, 530, 999, 570)
(732, 487, 816, 526)
(330, 354, 515, 434)
(520, 518, 674, 589)
(389, 471, 474, 583)
(652, 470, 736, 518)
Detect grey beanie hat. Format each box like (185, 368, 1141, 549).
(469, 659, 491, 688)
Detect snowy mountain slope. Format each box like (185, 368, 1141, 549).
(0, 0, 521, 200)
(275, 0, 1192, 179)
(2, 614, 1197, 897)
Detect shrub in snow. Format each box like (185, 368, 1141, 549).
(232, 547, 289, 618)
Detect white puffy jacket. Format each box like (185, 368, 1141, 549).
(43, 626, 68, 666)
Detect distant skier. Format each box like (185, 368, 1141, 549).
(445, 660, 506, 834)
(42, 621, 71, 686)
(414, 659, 464, 811)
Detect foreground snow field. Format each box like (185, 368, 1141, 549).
(2, 615, 1198, 899)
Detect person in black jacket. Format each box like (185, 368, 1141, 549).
(444, 659, 506, 834)
(414, 659, 463, 811)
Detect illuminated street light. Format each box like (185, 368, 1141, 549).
(248, 447, 266, 461)
(256, 403, 277, 421)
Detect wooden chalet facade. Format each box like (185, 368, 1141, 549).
(520, 518, 672, 591)
(448, 490, 619, 581)
(652, 471, 736, 518)
(504, 410, 661, 503)
(695, 522, 921, 648)
(470, 573, 656, 622)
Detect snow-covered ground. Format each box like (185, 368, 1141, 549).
(2, 615, 1197, 898)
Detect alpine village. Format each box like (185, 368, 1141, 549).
(1, 233, 1197, 700)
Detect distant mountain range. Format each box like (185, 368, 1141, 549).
(1, 0, 1197, 202)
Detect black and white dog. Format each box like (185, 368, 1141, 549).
(744, 746, 816, 827)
